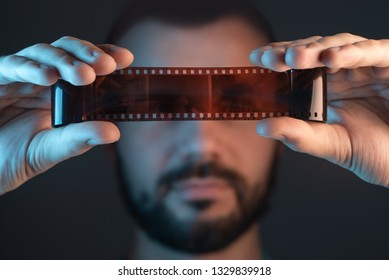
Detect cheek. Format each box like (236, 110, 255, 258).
(243, 137, 277, 182)
(116, 123, 170, 194)
(225, 122, 276, 187)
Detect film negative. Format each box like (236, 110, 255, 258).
(51, 66, 327, 127)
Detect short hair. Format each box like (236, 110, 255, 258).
(107, 0, 275, 43)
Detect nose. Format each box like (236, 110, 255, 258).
(175, 121, 223, 162)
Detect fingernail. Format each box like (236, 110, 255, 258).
(260, 49, 273, 67)
(256, 122, 268, 137)
(249, 50, 259, 64)
(86, 139, 102, 146)
(92, 50, 102, 57)
(108, 46, 118, 52)
(72, 60, 82, 66)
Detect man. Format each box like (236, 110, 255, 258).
(0, 0, 388, 259)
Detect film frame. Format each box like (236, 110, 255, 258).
(51, 66, 327, 127)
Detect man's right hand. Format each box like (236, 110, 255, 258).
(0, 36, 134, 195)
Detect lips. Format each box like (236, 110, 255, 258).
(171, 177, 232, 201)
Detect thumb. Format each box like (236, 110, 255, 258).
(256, 117, 350, 166)
(28, 121, 120, 172)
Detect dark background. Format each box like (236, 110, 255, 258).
(1, 0, 389, 259)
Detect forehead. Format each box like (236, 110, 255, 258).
(116, 17, 267, 67)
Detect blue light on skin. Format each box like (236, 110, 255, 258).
(113, 17, 279, 259)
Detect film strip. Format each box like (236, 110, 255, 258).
(51, 66, 327, 127)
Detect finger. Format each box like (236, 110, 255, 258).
(249, 41, 292, 69)
(285, 34, 366, 69)
(0, 103, 48, 127)
(51, 36, 117, 74)
(265, 37, 327, 70)
(286, 36, 324, 47)
(250, 33, 366, 71)
(326, 67, 389, 100)
(97, 44, 134, 69)
(250, 36, 321, 68)
(27, 120, 120, 171)
(0, 106, 26, 126)
(255, 40, 296, 52)
(288, 33, 365, 49)
(0, 83, 46, 98)
(256, 116, 351, 166)
(320, 39, 389, 69)
(328, 83, 389, 101)
(16, 43, 95, 86)
(10, 96, 50, 110)
(250, 36, 322, 70)
(0, 97, 19, 110)
(257, 47, 289, 72)
(0, 55, 58, 85)
(327, 66, 372, 84)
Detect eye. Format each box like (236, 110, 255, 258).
(212, 82, 256, 112)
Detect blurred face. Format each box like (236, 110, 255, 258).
(115, 17, 277, 253)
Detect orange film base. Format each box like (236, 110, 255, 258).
(51, 66, 326, 127)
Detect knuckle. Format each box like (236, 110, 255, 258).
(30, 42, 51, 51)
(317, 35, 336, 45)
(1, 54, 26, 67)
(289, 38, 305, 47)
(35, 71, 55, 85)
(58, 35, 77, 43)
(339, 44, 355, 52)
(1, 54, 16, 64)
(349, 39, 379, 53)
(58, 57, 75, 68)
(310, 35, 323, 42)
(362, 39, 379, 47)
(307, 41, 323, 49)
(51, 36, 79, 48)
(61, 35, 75, 40)
(54, 51, 74, 65)
(23, 59, 39, 68)
(338, 32, 354, 39)
(79, 38, 93, 46)
(79, 43, 94, 55)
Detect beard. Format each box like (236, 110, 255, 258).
(115, 151, 278, 254)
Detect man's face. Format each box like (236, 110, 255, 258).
(115, 17, 278, 253)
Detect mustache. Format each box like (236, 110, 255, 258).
(156, 160, 248, 200)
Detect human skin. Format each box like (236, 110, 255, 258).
(0, 13, 387, 260)
(0, 38, 133, 195)
(114, 17, 277, 259)
(251, 33, 389, 186)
